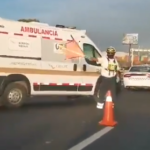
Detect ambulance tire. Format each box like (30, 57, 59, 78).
(1, 82, 28, 108)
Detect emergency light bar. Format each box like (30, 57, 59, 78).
(67, 27, 76, 29)
(55, 25, 65, 28)
(55, 25, 76, 29)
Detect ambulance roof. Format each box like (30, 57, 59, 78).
(0, 17, 86, 34)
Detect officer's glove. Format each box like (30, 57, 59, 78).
(90, 57, 97, 61)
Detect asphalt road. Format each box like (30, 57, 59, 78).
(0, 89, 150, 150)
(84, 90, 150, 150)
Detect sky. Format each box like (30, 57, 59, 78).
(0, 0, 150, 52)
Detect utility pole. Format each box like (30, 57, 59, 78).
(128, 43, 132, 66)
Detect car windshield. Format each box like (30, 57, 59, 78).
(129, 66, 150, 72)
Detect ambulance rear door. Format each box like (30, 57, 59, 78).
(34, 29, 81, 96)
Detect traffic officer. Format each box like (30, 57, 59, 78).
(91, 46, 120, 109)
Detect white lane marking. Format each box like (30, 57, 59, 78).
(68, 127, 114, 150)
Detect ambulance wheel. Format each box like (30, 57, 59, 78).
(1, 82, 28, 108)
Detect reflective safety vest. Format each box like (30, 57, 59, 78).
(107, 58, 117, 75)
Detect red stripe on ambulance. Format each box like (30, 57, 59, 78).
(42, 36, 50, 39)
(0, 31, 8, 34)
(33, 83, 93, 86)
(14, 33, 23, 36)
(0, 31, 72, 41)
(55, 38, 62, 41)
(28, 35, 37, 38)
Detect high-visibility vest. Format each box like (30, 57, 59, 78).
(107, 58, 117, 75)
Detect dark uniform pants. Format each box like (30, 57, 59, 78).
(95, 75, 116, 103)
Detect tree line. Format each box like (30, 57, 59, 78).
(18, 19, 40, 22)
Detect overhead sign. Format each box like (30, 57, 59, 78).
(122, 33, 138, 45)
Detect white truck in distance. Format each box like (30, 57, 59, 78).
(0, 17, 121, 108)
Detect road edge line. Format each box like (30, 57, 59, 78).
(68, 127, 114, 150)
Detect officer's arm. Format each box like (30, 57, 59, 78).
(96, 57, 103, 64)
(90, 57, 102, 63)
(116, 59, 121, 71)
(115, 60, 122, 78)
(90, 58, 98, 61)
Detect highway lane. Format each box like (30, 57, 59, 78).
(0, 89, 150, 150)
(0, 96, 104, 150)
(84, 89, 150, 150)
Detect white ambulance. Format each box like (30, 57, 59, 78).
(0, 17, 121, 108)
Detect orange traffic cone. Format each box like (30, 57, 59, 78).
(99, 90, 117, 126)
